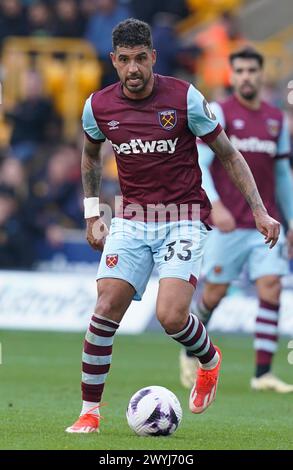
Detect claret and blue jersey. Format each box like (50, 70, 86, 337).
(198, 94, 293, 283)
(198, 95, 293, 228)
(82, 74, 222, 223)
(82, 74, 223, 299)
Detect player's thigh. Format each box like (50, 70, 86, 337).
(97, 218, 154, 301)
(203, 228, 249, 283)
(95, 278, 136, 323)
(156, 278, 195, 333)
(249, 227, 288, 282)
(154, 220, 209, 288)
(154, 220, 208, 331)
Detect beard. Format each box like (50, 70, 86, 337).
(239, 84, 257, 101)
(123, 73, 151, 94)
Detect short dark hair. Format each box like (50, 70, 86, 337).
(229, 47, 264, 68)
(112, 18, 153, 50)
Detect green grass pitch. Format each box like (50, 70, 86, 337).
(0, 330, 293, 450)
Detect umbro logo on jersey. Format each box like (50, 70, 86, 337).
(232, 119, 245, 130)
(109, 138, 179, 155)
(107, 120, 119, 130)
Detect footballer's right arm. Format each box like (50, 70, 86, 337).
(82, 137, 103, 197)
(81, 137, 108, 251)
(81, 93, 108, 251)
(198, 143, 236, 232)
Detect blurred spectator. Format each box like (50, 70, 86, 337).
(129, 0, 188, 24)
(53, 0, 86, 38)
(84, 0, 131, 86)
(28, 145, 83, 248)
(128, 0, 159, 24)
(195, 11, 245, 91)
(0, 0, 27, 48)
(0, 184, 35, 268)
(0, 157, 28, 199)
(5, 70, 57, 162)
(152, 13, 181, 76)
(80, 0, 99, 20)
(26, 0, 52, 37)
(152, 12, 201, 77)
(159, 0, 189, 19)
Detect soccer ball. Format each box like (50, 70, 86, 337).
(126, 385, 182, 436)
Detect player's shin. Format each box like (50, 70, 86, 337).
(168, 313, 219, 368)
(254, 299, 279, 378)
(81, 314, 119, 415)
(185, 299, 214, 359)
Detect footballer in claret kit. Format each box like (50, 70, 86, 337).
(180, 47, 293, 394)
(66, 19, 280, 434)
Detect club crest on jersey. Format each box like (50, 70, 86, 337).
(158, 110, 177, 130)
(266, 119, 279, 137)
(106, 254, 118, 268)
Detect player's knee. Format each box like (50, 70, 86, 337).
(258, 276, 281, 305)
(157, 307, 188, 334)
(94, 294, 117, 319)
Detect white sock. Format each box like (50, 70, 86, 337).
(80, 400, 100, 416)
(201, 351, 219, 370)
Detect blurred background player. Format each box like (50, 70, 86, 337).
(65, 20, 280, 434)
(180, 47, 293, 393)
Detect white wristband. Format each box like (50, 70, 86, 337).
(84, 197, 100, 219)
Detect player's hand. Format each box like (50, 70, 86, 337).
(211, 200, 236, 232)
(286, 229, 293, 259)
(253, 210, 280, 249)
(86, 216, 109, 251)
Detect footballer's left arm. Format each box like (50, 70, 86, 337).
(208, 130, 280, 247)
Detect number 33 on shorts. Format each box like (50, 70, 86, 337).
(164, 240, 193, 262)
(155, 222, 209, 286)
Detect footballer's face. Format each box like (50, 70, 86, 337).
(231, 58, 263, 100)
(110, 45, 156, 99)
